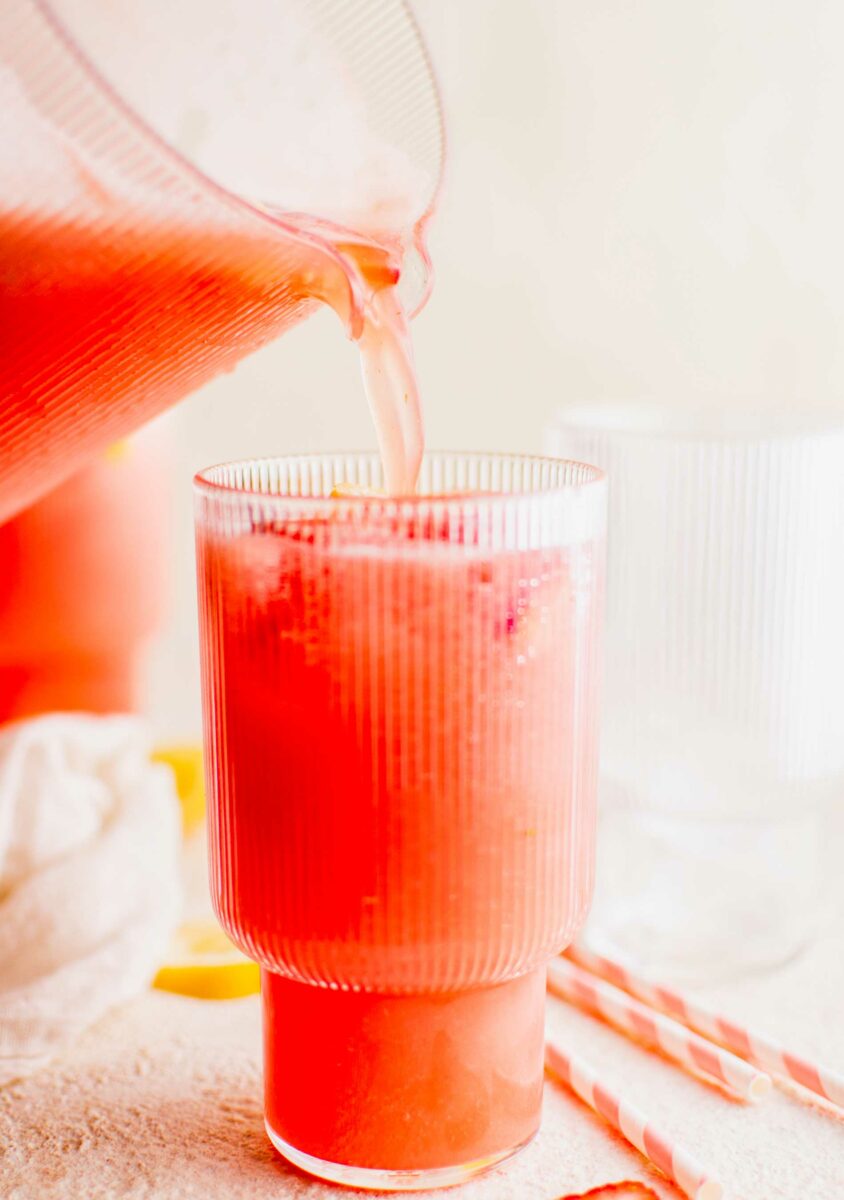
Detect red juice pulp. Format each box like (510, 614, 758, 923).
(197, 494, 603, 1174)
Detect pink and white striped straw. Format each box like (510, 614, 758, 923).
(567, 939, 844, 1110)
(547, 958, 771, 1101)
(545, 1039, 724, 1200)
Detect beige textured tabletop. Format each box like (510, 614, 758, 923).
(2, 833, 842, 1200)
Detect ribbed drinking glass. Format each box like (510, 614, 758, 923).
(194, 451, 605, 1190)
(547, 405, 844, 981)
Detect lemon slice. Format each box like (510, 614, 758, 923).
(154, 919, 260, 1000)
(330, 483, 386, 498)
(152, 744, 206, 834)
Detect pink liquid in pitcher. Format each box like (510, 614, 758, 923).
(0, 61, 424, 517)
(0, 199, 422, 514)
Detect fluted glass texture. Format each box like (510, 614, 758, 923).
(195, 452, 606, 994)
(547, 409, 844, 973)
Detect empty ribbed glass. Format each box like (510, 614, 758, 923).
(195, 451, 606, 1189)
(547, 406, 844, 981)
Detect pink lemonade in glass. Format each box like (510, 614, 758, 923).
(196, 452, 605, 1190)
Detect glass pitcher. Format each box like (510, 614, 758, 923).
(0, 0, 443, 522)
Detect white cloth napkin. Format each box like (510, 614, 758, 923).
(0, 714, 181, 1086)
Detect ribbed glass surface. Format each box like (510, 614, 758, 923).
(547, 411, 844, 974)
(195, 452, 605, 993)
(0, 0, 442, 521)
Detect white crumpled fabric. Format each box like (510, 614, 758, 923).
(0, 714, 181, 1086)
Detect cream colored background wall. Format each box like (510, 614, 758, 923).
(142, 0, 844, 737)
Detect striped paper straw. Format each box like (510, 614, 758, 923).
(545, 1039, 724, 1200)
(568, 939, 844, 1110)
(547, 958, 771, 1101)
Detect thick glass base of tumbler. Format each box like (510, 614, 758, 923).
(265, 1122, 537, 1192)
(261, 967, 545, 1190)
(587, 804, 822, 983)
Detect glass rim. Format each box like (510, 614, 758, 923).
(193, 450, 606, 512)
(550, 401, 844, 442)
